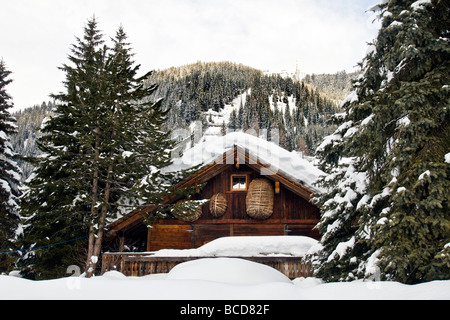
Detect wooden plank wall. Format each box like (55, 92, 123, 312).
(144, 164, 321, 251)
(148, 222, 320, 251)
(149, 225, 193, 250)
(196, 164, 320, 221)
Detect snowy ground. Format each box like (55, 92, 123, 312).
(1, 259, 448, 300)
(1, 236, 448, 300)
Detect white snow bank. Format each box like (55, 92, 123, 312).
(165, 132, 325, 193)
(1, 266, 448, 300)
(166, 258, 292, 285)
(150, 236, 319, 258)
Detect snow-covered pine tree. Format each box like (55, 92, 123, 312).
(82, 24, 146, 277)
(228, 109, 238, 131)
(82, 25, 203, 277)
(362, 0, 450, 284)
(18, 18, 106, 279)
(56, 20, 181, 277)
(310, 108, 371, 282)
(312, 0, 450, 284)
(20, 19, 203, 278)
(0, 59, 22, 273)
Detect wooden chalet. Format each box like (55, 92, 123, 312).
(102, 133, 325, 277)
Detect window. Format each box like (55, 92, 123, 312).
(231, 175, 248, 191)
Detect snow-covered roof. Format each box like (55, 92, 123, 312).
(150, 235, 319, 258)
(165, 132, 325, 193)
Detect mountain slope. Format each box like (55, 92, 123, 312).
(10, 102, 53, 180)
(12, 62, 347, 180)
(303, 70, 358, 102)
(147, 61, 342, 154)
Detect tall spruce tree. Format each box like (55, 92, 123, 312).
(20, 18, 188, 278)
(0, 59, 22, 273)
(19, 18, 106, 279)
(81, 25, 181, 277)
(312, 0, 449, 284)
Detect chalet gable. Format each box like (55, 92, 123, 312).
(108, 133, 325, 236)
(176, 144, 316, 200)
(165, 132, 325, 196)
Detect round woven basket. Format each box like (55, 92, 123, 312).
(209, 193, 228, 218)
(173, 201, 203, 222)
(246, 178, 274, 219)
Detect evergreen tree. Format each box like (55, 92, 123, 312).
(364, 0, 450, 284)
(20, 18, 188, 278)
(228, 109, 238, 131)
(0, 59, 22, 273)
(237, 103, 244, 128)
(19, 18, 106, 279)
(20, 19, 204, 278)
(81, 25, 190, 277)
(312, 0, 450, 284)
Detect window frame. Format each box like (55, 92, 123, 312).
(230, 174, 249, 192)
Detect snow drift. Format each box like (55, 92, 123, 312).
(1, 257, 448, 300)
(166, 257, 292, 285)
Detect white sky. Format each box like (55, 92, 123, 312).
(1, 0, 380, 111)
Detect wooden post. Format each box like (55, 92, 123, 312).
(146, 228, 152, 251)
(119, 236, 125, 252)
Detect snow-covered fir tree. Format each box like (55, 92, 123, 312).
(311, 112, 371, 282)
(0, 59, 22, 273)
(19, 18, 107, 279)
(19, 18, 195, 279)
(312, 0, 449, 284)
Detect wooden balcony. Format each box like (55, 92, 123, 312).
(101, 252, 313, 279)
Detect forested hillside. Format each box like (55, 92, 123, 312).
(303, 70, 357, 102)
(10, 102, 53, 180)
(147, 61, 342, 154)
(12, 62, 348, 180)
